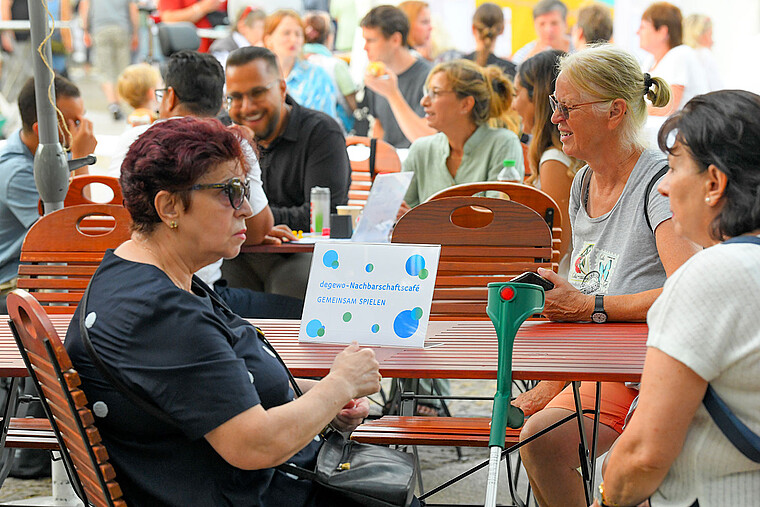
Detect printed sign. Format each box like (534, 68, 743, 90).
(299, 242, 441, 348)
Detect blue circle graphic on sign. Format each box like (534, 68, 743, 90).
(405, 255, 425, 276)
(393, 310, 420, 338)
(323, 250, 339, 269)
(306, 319, 325, 338)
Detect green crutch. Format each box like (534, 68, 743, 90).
(484, 282, 545, 507)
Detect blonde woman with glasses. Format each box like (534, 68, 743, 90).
(514, 44, 701, 507)
(401, 59, 523, 209)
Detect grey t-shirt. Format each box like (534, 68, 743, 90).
(366, 58, 431, 149)
(88, 0, 135, 33)
(567, 148, 671, 296)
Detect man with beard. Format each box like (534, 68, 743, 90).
(223, 46, 350, 299)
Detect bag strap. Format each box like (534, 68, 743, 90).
(703, 384, 760, 463)
(701, 233, 760, 463)
(369, 138, 377, 180)
(79, 279, 178, 427)
(644, 164, 669, 234)
(79, 276, 305, 423)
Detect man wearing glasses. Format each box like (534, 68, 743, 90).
(107, 50, 303, 319)
(221, 46, 350, 301)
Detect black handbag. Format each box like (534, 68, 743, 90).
(78, 277, 416, 507)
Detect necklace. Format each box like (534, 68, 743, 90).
(133, 239, 190, 291)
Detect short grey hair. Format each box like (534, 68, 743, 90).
(533, 0, 568, 20)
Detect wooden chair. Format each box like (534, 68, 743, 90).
(345, 136, 402, 207)
(393, 196, 554, 321)
(355, 197, 553, 500)
(17, 204, 132, 314)
(38, 175, 123, 214)
(426, 181, 563, 265)
(6, 289, 126, 507)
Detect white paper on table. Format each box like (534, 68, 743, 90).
(352, 172, 413, 243)
(299, 241, 441, 348)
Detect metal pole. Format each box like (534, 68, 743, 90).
(28, 0, 69, 215)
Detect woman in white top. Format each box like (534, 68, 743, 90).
(637, 2, 708, 117)
(512, 49, 581, 262)
(594, 90, 760, 507)
(683, 13, 724, 92)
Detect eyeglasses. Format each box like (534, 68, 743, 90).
(154, 87, 168, 103)
(226, 80, 280, 109)
(423, 87, 457, 100)
(548, 94, 609, 120)
(190, 177, 251, 209)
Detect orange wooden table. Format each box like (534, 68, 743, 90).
(1, 317, 647, 381)
(1, 316, 647, 502)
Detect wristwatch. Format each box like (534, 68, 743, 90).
(591, 294, 608, 323)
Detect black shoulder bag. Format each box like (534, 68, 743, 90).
(78, 278, 416, 507)
(701, 235, 760, 463)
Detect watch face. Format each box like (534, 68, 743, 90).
(592, 312, 607, 323)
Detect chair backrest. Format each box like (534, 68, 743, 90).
(38, 175, 123, 214)
(426, 181, 563, 264)
(345, 136, 401, 207)
(392, 196, 554, 320)
(17, 204, 132, 314)
(157, 22, 200, 56)
(6, 290, 126, 507)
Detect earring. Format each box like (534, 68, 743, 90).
(705, 197, 711, 205)
(170, 220, 178, 229)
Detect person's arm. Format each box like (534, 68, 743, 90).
(538, 218, 699, 322)
(78, 0, 91, 47)
(648, 84, 683, 117)
(129, 1, 140, 51)
(1, 0, 14, 52)
(364, 69, 435, 143)
(205, 343, 380, 470)
(295, 378, 371, 433)
(243, 206, 273, 245)
(59, 0, 73, 53)
(159, 0, 220, 24)
(597, 347, 706, 506)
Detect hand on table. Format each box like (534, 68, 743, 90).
(262, 224, 298, 244)
(331, 397, 371, 433)
(511, 380, 566, 416)
(329, 342, 381, 400)
(537, 267, 594, 322)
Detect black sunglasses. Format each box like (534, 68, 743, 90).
(190, 177, 251, 209)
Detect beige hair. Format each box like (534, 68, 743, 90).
(472, 3, 503, 67)
(683, 14, 711, 48)
(426, 59, 513, 126)
(558, 44, 670, 150)
(117, 63, 161, 110)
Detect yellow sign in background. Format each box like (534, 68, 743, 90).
(481, 0, 614, 55)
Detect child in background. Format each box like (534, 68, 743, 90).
(117, 63, 161, 128)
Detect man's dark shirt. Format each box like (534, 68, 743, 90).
(258, 96, 350, 231)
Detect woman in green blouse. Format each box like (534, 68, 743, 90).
(401, 59, 524, 208)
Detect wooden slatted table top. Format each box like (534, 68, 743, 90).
(1, 316, 647, 382)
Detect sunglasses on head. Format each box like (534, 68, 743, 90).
(190, 177, 251, 209)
